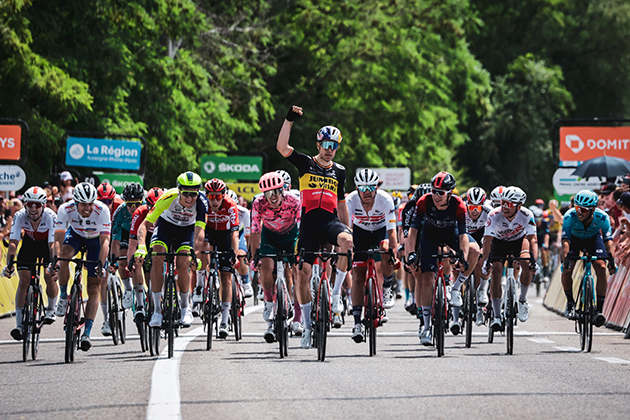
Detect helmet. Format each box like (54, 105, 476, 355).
(503, 186, 527, 204)
(226, 189, 238, 203)
(467, 187, 486, 206)
(176, 171, 202, 190)
(145, 187, 163, 206)
(73, 182, 98, 204)
(529, 205, 543, 218)
(97, 182, 116, 200)
(535, 198, 545, 206)
(23, 186, 47, 205)
(574, 189, 598, 207)
(431, 171, 456, 191)
(391, 191, 403, 200)
(392, 196, 401, 208)
(276, 170, 292, 189)
(204, 178, 227, 194)
(259, 172, 284, 192)
(490, 186, 505, 207)
(354, 169, 379, 187)
(122, 182, 144, 201)
(407, 184, 419, 197)
(412, 183, 431, 201)
(316, 125, 342, 143)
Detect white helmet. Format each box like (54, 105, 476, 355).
(354, 168, 379, 187)
(467, 187, 486, 206)
(73, 182, 98, 204)
(529, 205, 543, 218)
(490, 185, 505, 208)
(276, 170, 292, 189)
(23, 186, 47, 205)
(503, 186, 527, 205)
(226, 189, 238, 203)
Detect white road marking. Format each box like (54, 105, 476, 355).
(553, 346, 582, 352)
(528, 338, 555, 344)
(594, 357, 630, 364)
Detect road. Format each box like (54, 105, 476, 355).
(0, 288, 629, 420)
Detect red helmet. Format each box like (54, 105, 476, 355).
(204, 178, 227, 195)
(259, 172, 284, 192)
(535, 198, 545, 206)
(431, 171, 456, 191)
(146, 187, 164, 206)
(97, 182, 116, 200)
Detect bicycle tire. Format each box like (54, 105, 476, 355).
(32, 286, 43, 360)
(367, 277, 377, 357)
(147, 291, 156, 356)
(585, 276, 594, 352)
(276, 280, 286, 358)
(465, 278, 474, 348)
(318, 281, 330, 362)
(65, 287, 79, 363)
(434, 277, 445, 357)
(22, 287, 32, 362)
(252, 271, 259, 306)
(230, 277, 240, 341)
(117, 282, 127, 344)
(108, 281, 119, 346)
(506, 280, 514, 355)
(165, 274, 175, 359)
(487, 302, 494, 343)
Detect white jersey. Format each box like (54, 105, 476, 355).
(346, 189, 396, 232)
(55, 200, 112, 239)
(10, 207, 57, 243)
(484, 207, 536, 241)
(237, 205, 251, 236)
(466, 202, 494, 234)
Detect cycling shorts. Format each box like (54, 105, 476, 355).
(489, 237, 527, 263)
(62, 227, 101, 278)
(150, 218, 194, 254)
(352, 225, 386, 265)
(259, 224, 298, 264)
(470, 229, 484, 247)
(298, 209, 351, 265)
(205, 228, 234, 272)
(17, 236, 51, 271)
(419, 232, 474, 273)
(566, 233, 608, 259)
(116, 229, 130, 249)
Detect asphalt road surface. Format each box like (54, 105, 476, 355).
(1, 287, 629, 420)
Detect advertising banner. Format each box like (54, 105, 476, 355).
(200, 155, 263, 181)
(559, 126, 630, 162)
(226, 182, 261, 202)
(0, 165, 26, 191)
(98, 173, 144, 193)
(358, 168, 411, 190)
(65, 137, 142, 170)
(0, 125, 21, 161)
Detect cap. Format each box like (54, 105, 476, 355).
(60, 171, 72, 182)
(617, 192, 630, 207)
(600, 183, 616, 196)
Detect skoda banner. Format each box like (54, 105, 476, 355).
(66, 137, 142, 170)
(98, 173, 144, 193)
(200, 155, 262, 181)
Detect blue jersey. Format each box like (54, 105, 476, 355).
(562, 208, 612, 241)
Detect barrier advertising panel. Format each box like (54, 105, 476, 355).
(65, 137, 142, 170)
(0, 125, 21, 161)
(560, 126, 630, 162)
(200, 155, 263, 181)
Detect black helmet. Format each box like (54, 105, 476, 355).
(122, 183, 144, 201)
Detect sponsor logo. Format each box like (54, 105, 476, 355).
(69, 143, 85, 160)
(204, 161, 216, 174)
(565, 134, 584, 154)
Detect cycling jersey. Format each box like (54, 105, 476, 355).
(346, 189, 396, 232)
(10, 207, 57, 243)
(111, 203, 133, 242)
(401, 197, 422, 239)
(285, 149, 346, 214)
(129, 204, 155, 240)
(466, 202, 493, 243)
(206, 196, 239, 232)
(411, 194, 467, 237)
(251, 193, 300, 235)
(562, 208, 612, 241)
(55, 200, 111, 239)
(237, 205, 251, 236)
(484, 207, 536, 241)
(145, 188, 208, 228)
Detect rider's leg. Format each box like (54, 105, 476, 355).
(351, 266, 367, 326)
(332, 231, 353, 296)
(296, 262, 313, 329)
(490, 262, 504, 319)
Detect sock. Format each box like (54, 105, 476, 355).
(134, 284, 144, 308)
(180, 292, 190, 309)
(47, 295, 58, 311)
(346, 288, 353, 307)
(101, 302, 109, 322)
(152, 292, 162, 314)
(300, 302, 312, 328)
(519, 283, 529, 302)
(383, 274, 394, 288)
(333, 269, 347, 295)
(122, 277, 132, 291)
(196, 271, 205, 288)
(453, 273, 468, 291)
(597, 295, 606, 313)
(293, 300, 302, 323)
(264, 288, 274, 302)
(397, 279, 403, 293)
(492, 298, 501, 318)
(84, 318, 94, 336)
(564, 289, 574, 304)
(221, 302, 231, 325)
(60, 284, 68, 299)
(353, 305, 362, 325)
(453, 306, 460, 322)
(444, 274, 451, 286)
(15, 307, 23, 328)
(422, 306, 431, 330)
(478, 278, 489, 293)
(404, 288, 410, 301)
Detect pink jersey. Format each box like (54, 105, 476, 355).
(251, 193, 300, 235)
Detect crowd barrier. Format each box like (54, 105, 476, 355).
(543, 261, 630, 333)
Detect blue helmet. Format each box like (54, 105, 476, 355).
(574, 189, 598, 207)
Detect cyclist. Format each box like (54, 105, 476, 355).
(489, 185, 505, 208)
(276, 105, 353, 348)
(561, 189, 616, 326)
(196, 178, 240, 338)
(406, 172, 477, 344)
(3, 187, 59, 340)
(226, 189, 253, 298)
(250, 172, 301, 342)
(277, 169, 301, 198)
(135, 172, 208, 329)
(481, 186, 536, 332)
(347, 169, 398, 342)
(54, 183, 111, 351)
(464, 187, 493, 325)
(127, 187, 163, 321)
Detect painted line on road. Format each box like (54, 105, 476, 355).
(528, 338, 555, 344)
(553, 346, 582, 352)
(593, 357, 630, 364)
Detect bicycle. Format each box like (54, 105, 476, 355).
(107, 255, 127, 345)
(198, 249, 224, 350)
(299, 248, 352, 362)
(7, 256, 49, 362)
(231, 270, 245, 341)
(57, 248, 101, 363)
(255, 250, 296, 358)
(462, 273, 476, 348)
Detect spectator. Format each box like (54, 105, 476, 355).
(59, 171, 74, 202)
(0, 196, 12, 246)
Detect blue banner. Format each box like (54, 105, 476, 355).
(65, 137, 142, 170)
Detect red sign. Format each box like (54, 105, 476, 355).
(0, 125, 22, 161)
(560, 126, 630, 161)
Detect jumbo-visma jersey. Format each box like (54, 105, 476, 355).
(285, 149, 346, 214)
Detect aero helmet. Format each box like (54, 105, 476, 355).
(276, 170, 292, 189)
(226, 189, 239, 203)
(412, 183, 432, 201)
(316, 126, 342, 143)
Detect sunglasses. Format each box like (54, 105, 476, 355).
(432, 189, 450, 197)
(207, 193, 223, 201)
(26, 202, 43, 209)
(100, 198, 114, 205)
(180, 190, 199, 198)
(320, 141, 339, 150)
(357, 185, 376, 193)
(127, 201, 142, 207)
(501, 201, 517, 208)
(576, 205, 594, 213)
(467, 204, 482, 212)
(264, 188, 283, 199)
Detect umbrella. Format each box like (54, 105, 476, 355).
(570, 155, 630, 178)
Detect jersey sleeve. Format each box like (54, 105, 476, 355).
(47, 210, 57, 243)
(145, 191, 175, 224)
(484, 212, 497, 238)
(524, 211, 537, 236)
(129, 206, 147, 239)
(242, 209, 251, 235)
(285, 149, 310, 172)
(55, 205, 69, 232)
(385, 195, 396, 231)
(229, 203, 240, 232)
(337, 165, 346, 202)
(99, 206, 112, 235)
(455, 196, 467, 235)
(111, 205, 124, 241)
(561, 212, 574, 240)
(600, 212, 613, 241)
(412, 196, 428, 229)
(8, 210, 25, 241)
(251, 197, 263, 234)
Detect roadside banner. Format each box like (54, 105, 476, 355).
(98, 172, 144, 193)
(0, 125, 22, 161)
(358, 168, 411, 190)
(226, 182, 260, 202)
(560, 126, 630, 162)
(65, 136, 142, 170)
(0, 165, 26, 191)
(553, 167, 604, 206)
(200, 155, 263, 181)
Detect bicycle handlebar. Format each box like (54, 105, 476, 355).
(298, 248, 352, 270)
(254, 249, 296, 266)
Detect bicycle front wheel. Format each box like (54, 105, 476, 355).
(434, 278, 445, 357)
(107, 283, 119, 346)
(65, 287, 79, 363)
(276, 280, 286, 358)
(32, 287, 43, 360)
(117, 282, 127, 344)
(487, 303, 494, 344)
(464, 278, 474, 348)
(317, 281, 330, 362)
(22, 287, 33, 362)
(165, 276, 176, 359)
(231, 276, 241, 341)
(506, 280, 515, 355)
(583, 276, 594, 352)
(366, 277, 377, 357)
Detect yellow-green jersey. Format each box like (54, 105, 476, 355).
(145, 188, 208, 229)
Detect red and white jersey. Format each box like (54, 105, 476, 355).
(55, 200, 111, 239)
(346, 189, 396, 232)
(206, 197, 239, 232)
(10, 207, 57, 243)
(466, 202, 494, 234)
(484, 207, 536, 241)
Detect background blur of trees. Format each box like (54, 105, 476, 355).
(2, 0, 629, 201)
